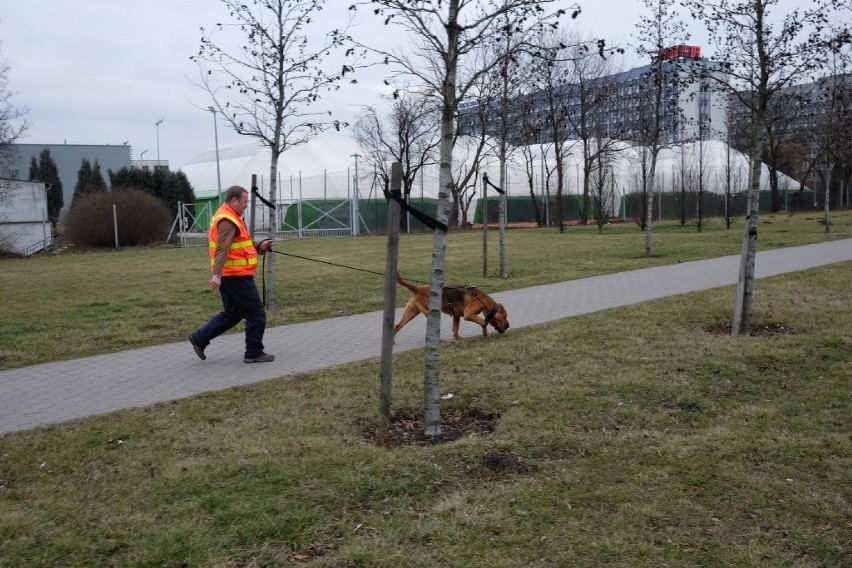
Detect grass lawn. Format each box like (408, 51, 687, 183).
(0, 210, 849, 566)
(0, 265, 848, 566)
(0, 210, 849, 369)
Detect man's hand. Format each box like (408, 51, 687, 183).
(210, 274, 221, 290)
(261, 239, 274, 252)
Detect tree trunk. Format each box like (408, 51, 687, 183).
(732, 126, 765, 337)
(423, 0, 460, 437)
(424, 121, 453, 437)
(555, 156, 565, 233)
(498, 148, 508, 279)
(645, 156, 658, 258)
(823, 165, 831, 233)
(266, 148, 279, 310)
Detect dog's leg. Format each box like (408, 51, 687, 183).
(462, 305, 489, 337)
(393, 300, 423, 336)
(452, 315, 463, 340)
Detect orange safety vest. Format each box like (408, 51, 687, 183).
(209, 204, 258, 277)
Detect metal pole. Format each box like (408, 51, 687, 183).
(208, 107, 222, 206)
(42, 185, 49, 250)
(113, 204, 119, 248)
(155, 119, 163, 165)
(482, 174, 488, 277)
(249, 174, 257, 237)
(351, 153, 361, 236)
(299, 172, 304, 238)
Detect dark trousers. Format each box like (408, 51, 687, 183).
(191, 276, 266, 359)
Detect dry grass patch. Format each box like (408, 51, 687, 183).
(1, 210, 849, 369)
(0, 259, 849, 566)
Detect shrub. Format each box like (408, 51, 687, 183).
(64, 188, 172, 247)
(108, 167, 195, 213)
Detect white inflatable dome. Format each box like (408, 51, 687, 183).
(181, 132, 797, 203)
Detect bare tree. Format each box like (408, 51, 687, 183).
(362, 0, 571, 437)
(673, 143, 694, 226)
(832, 17, 852, 209)
(518, 142, 547, 226)
(833, 76, 852, 211)
(192, 0, 356, 309)
(685, 0, 845, 336)
(353, 89, 440, 231)
(450, 136, 488, 226)
(452, 54, 498, 229)
(763, 89, 809, 212)
(526, 39, 573, 232)
(561, 34, 623, 229)
(509, 49, 555, 227)
(720, 127, 748, 228)
(0, 42, 29, 197)
(632, 0, 690, 257)
(813, 67, 851, 232)
(694, 136, 712, 231)
(810, 24, 852, 225)
(483, 20, 525, 278)
(629, 144, 655, 228)
(588, 140, 619, 233)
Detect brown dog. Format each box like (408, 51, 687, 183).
(394, 275, 510, 340)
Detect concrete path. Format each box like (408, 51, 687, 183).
(1, 239, 849, 435)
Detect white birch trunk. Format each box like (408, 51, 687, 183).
(732, 127, 765, 337)
(423, 0, 460, 437)
(424, 127, 453, 437)
(645, 158, 657, 258)
(499, 147, 508, 279)
(266, 149, 279, 310)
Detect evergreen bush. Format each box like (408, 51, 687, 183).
(64, 188, 172, 247)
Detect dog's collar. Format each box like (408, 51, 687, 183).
(486, 302, 501, 322)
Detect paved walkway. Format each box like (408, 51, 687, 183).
(1, 239, 850, 435)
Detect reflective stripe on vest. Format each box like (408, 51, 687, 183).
(209, 204, 258, 277)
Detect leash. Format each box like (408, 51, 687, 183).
(252, 181, 443, 292)
(271, 249, 390, 279)
(268, 248, 432, 286)
(262, 246, 486, 301)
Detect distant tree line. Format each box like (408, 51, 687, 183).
(26, 149, 195, 247)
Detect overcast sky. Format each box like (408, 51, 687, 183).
(0, 0, 796, 171)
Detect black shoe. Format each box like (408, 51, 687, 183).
(189, 335, 206, 360)
(244, 352, 274, 363)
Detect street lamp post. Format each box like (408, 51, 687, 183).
(208, 107, 223, 206)
(139, 149, 148, 170)
(155, 119, 163, 165)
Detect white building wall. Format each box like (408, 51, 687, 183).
(0, 180, 53, 255)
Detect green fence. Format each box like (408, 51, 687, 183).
(473, 195, 583, 224)
(621, 190, 817, 220)
(281, 197, 440, 234)
(189, 189, 820, 237)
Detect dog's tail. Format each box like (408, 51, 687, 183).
(396, 272, 421, 294)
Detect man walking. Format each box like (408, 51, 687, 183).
(189, 185, 275, 363)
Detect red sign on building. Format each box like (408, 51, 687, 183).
(660, 45, 702, 60)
